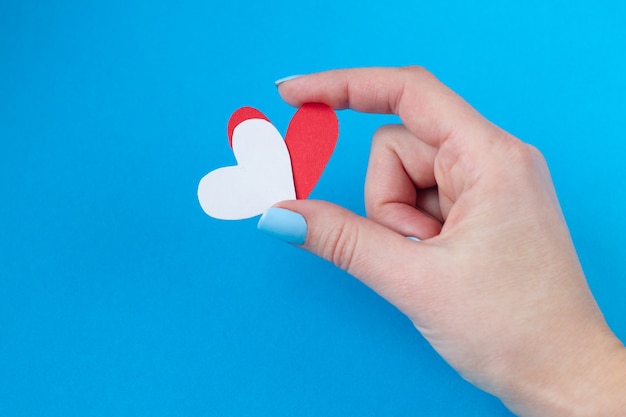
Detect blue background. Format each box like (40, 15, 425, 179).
(1, 1, 625, 415)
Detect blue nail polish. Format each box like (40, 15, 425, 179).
(257, 208, 307, 245)
(274, 74, 304, 86)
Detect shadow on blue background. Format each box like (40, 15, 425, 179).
(1, 1, 625, 415)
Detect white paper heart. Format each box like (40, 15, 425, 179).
(197, 118, 296, 220)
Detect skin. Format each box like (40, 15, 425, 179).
(275, 67, 626, 416)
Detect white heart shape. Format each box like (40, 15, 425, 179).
(198, 118, 296, 220)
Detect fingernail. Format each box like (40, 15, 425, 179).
(274, 74, 304, 86)
(407, 236, 421, 242)
(258, 207, 307, 245)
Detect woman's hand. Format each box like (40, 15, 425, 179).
(259, 67, 626, 416)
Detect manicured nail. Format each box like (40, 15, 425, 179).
(274, 74, 304, 86)
(407, 236, 421, 242)
(258, 207, 307, 245)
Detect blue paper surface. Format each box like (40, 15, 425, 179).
(1, 1, 625, 415)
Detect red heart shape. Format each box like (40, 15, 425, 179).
(227, 107, 269, 148)
(227, 104, 338, 200)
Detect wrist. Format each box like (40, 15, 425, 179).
(498, 327, 626, 417)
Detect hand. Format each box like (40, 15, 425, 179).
(259, 67, 626, 416)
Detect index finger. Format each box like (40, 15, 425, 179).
(277, 66, 493, 148)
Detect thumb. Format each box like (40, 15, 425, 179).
(257, 200, 431, 308)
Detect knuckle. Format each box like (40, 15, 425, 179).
(319, 221, 360, 273)
(372, 124, 396, 141)
(527, 143, 547, 165)
(493, 140, 552, 191)
(400, 65, 434, 80)
(507, 140, 545, 170)
(371, 126, 392, 150)
(371, 124, 404, 149)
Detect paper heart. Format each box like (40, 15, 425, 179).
(285, 103, 339, 199)
(197, 118, 296, 220)
(227, 104, 338, 200)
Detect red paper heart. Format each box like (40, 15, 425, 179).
(227, 107, 269, 148)
(227, 104, 338, 200)
(284, 103, 338, 199)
